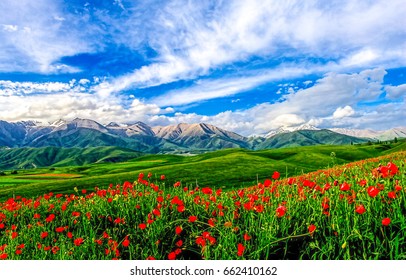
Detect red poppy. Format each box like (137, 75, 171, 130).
(152, 209, 161, 216)
(276, 205, 287, 217)
(41, 232, 48, 239)
(0, 223, 4, 229)
(287, 177, 295, 185)
(308, 224, 316, 234)
(237, 243, 245, 257)
(139, 223, 147, 230)
(81, 189, 87, 194)
(168, 252, 176, 260)
(340, 182, 350, 191)
(15, 249, 22, 255)
(0, 253, 7, 260)
(196, 236, 206, 247)
(367, 186, 380, 198)
(74, 238, 84, 246)
(272, 171, 280, 180)
(175, 226, 182, 235)
(388, 192, 396, 199)
(355, 205, 366, 215)
(382, 217, 391, 226)
(11, 232, 18, 239)
(122, 238, 130, 247)
(160, 175, 165, 180)
(146, 256, 156, 260)
(189, 216, 197, 223)
(244, 233, 251, 241)
(176, 240, 183, 247)
(45, 214, 55, 223)
(264, 179, 272, 187)
(55, 227, 65, 233)
(72, 211, 80, 217)
(67, 232, 73, 239)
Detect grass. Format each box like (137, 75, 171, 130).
(0, 140, 405, 200)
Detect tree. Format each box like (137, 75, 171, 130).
(394, 137, 398, 143)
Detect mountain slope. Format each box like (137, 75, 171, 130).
(0, 146, 142, 170)
(257, 129, 366, 149)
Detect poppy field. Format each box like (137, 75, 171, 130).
(0, 151, 405, 260)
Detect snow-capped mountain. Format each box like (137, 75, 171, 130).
(330, 127, 406, 140)
(265, 124, 320, 138)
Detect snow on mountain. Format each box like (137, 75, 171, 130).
(265, 124, 320, 138)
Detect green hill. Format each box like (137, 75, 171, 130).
(0, 140, 405, 199)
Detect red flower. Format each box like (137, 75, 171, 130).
(15, 249, 22, 255)
(160, 175, 165, 180)
(72, 211, 80, 217)
(188, 216, 197, 223)
(308, 224, 316, 234)
(11, 232, 18, 239)
(287, 177, 295, 185)
(272, 171, 280, 180)
(340, 182, 350, 191)
(146, 256, 156, 260)
(276, 205, 286, 217)
(168, 252, 176, 260)
(81, 189, 87, 194)
(355, 205, 366, 215)
(176, 240, 183, 247)
(382, 217, 391, 226)
(74, 238, 84, 246)
(45, 214, 55, 223)
(55, 227, 65, 233)
(0, 223, 4, 229)
(152, 209, 161, 217)
(0, 253, 7, 260)
(243, 233, 251, 241)
(139, 223, 147, 230)
(237, 243, 245, 257)
(177, 205, 185, 213)
(67, 232, 73, 239)
(367, 186, 380, 198)
(264, 179, 272, 187)
(174, 181, 181, 188)
(388, 192, 396, 199)
(122, 238, 130, 247)
(41, 232, 48, 239)
(175, 226, 182, 235)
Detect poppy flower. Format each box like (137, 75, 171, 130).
(168, 252, 176, 260)
(0, 223, 4, 229)
(41, 232, 48, 239)
(160, 175, 165, 180)
(272, 171, 280, 180)
(388, 192, 396, 199)
(0, 253, 7, 260)
(276, 205, 287, 217)
(67, 232, 73, 239)
(122, 238, 130, 247)
(176, 240, 183, 247)
(367, 186, 380, 198)
(308, 224, 316, 234)
(152, 209, 161, 216)
(55, 227, 65, 233)
(146, 256, 156, 260)
(15, 249, 22, 255)
(74, 238, 84, 246)
(11, 232, 18, 239)
(237, 243, 245, 257)
(244, 233, 251, 241)
(355, 205, 366, 215)
(189, 216, 197, 223)
(45, 214, 55, 223)
(340, 182, 350, 191)
(175, 226, 182, 235)
(264, 179, 272, 187)
(139, 223, 147, 230)
(382, 218, 391, 226)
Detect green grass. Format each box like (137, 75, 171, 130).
(0, 140, 405, 200)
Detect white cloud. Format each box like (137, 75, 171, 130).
(333, 106, 355, 119)
(385, 84, 406, 99)
(2, 24, 18, 32)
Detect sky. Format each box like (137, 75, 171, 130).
(0, 0, 405, 136)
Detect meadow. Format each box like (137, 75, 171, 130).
(0, 142, 405, 260)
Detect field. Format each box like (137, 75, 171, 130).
(0, 142, 405, 260)
(0, 141, 405, 200)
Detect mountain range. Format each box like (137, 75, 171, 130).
(0, 118, 404, 154)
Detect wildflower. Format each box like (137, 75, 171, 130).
(308, 224, 316, 235)
(11, 232, 18, 239)
(272, 171, 280, 180)
(160, 175, 165, 180)
(122, 238, 130, 247)
(45, 214, 55, 223)
(367, 186, 380, 198)
(244, 233, 251, 241)
(237, 243, 245, 257)
(138, 223, 147, 230)
(67, 232, 73, 239)
(189, 216, 197, 223)
(355, 205, 366, 215)
(382, 218, 391, 226)
(388, 192, 396, 199)
(340, 182, 350, 191)
(168, 252, 176, 260)
(175, 226, 182, 235)
(41, 232, 48, 239)
(74, 238, 84, 246)
(55, 227, 65, 233)
(276, 205, 286, 217)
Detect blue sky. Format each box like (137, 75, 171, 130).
(0, 0, 405, 136)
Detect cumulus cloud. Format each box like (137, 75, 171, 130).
(333, 106, 355, 119)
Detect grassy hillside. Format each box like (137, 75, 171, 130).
(0, 146, 142, 170)
(0, 140, 405, 200)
